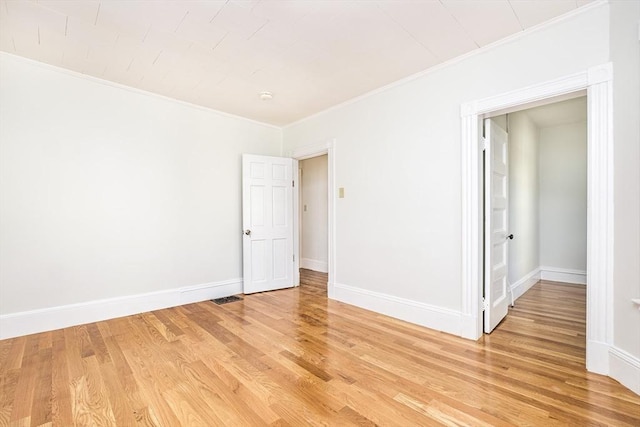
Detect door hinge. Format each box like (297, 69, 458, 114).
(482, 298, 489, 311)
(481, 137, 488, 151)
(293, 254, 295, 262)
(292, 180, 295, 187)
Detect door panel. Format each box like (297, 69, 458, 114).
(243, 154, 294, 294)
(484, 119, 510, 333)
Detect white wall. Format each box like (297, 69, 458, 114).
(0, 53, 281, 319)
(539, 122, 587, 273)
(283, 4, 609, 329)
(300, 155, 328, 273)
(609, 0, 640, 388)
(506, 108, 587, 292)
(506, 112, 540, 290)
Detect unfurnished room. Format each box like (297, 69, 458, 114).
(0, 0, 639, 425)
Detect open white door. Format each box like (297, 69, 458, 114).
(484, 119, 511, 333)
(242, 154, 295, 294)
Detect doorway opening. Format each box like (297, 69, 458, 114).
(291, 139, 336, 299)
(482, 97, 588, 335)
(461, 63, 613, 374)
(299, 154, 329, 294)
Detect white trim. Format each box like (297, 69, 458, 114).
(293, 159, 300, 286)
(585, 64, 615, 375)
(460, 63, 614, 377)
(460, 69, 598, 118)
(284, 1, 607, 129)
(292, 140, 334, 160)
(460, 113, 483, 340)
(300, 258, 329, 273)
(632, 299, 640, 310)
(291, 139, 336, 298)
(333, 283, 462, 337)
(0, 278, 242, 340)
(327, 142, 336, 299)
(0, 52, 280, 130)
(587, 340, 611, 375)
(510, 268, 542, 301)
(609, 347, 640, 395)
(540, 266, 587, 284)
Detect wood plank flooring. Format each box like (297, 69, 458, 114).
(1, 271, 639, 426)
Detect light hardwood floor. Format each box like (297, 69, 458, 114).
(1, 270, 639, 426)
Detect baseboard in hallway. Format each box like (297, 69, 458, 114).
(510, 268, 541, 301)
(540, 266, 586, 285)
(510, 266, 587, 305)
(300, 258, 328, 273)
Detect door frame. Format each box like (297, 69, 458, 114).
(461, 63, 613, 375)
(291, 139, 336, 298)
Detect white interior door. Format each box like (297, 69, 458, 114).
(242, 154, 295, 294)
(484, 119, 510, 333)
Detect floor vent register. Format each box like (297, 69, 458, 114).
(211, 295, 243, 305)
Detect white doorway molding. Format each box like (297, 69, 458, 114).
(460, 63, 613, 375)
(291, 139, 336, 298)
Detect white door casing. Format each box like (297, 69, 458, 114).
(461, 63, 613, 375)
(484, 119, 510, 333)
(242, 154, 295, 294)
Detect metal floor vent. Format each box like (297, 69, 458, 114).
(211, 295, 243, 305)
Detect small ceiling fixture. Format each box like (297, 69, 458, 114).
(260, 91, 273, 101)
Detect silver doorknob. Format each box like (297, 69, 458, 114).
(244, 229, 251, 236)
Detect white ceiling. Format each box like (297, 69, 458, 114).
(523, 95, 587, 128)
(0, 0, 593, 126)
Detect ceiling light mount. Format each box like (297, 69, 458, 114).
(260, 91, 273, 101)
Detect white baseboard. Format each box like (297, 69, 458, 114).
(510, 268, 541, 302)
(300, 258, 328, 273)
(586, 339, 611, 375)
(459, 313, 482, 340)
(333, 282, 462, 336)
(540, 266, 586, 284)
(609, 347, 640, 395)
(0, 278, 243, 340)
(179, 279, 243, 305)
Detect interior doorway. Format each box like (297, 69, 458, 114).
(461, 63, 613, 374)
(483, 97, 588, 333)
(299, 155, 329, 276)
(291, 139, 335, 298)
